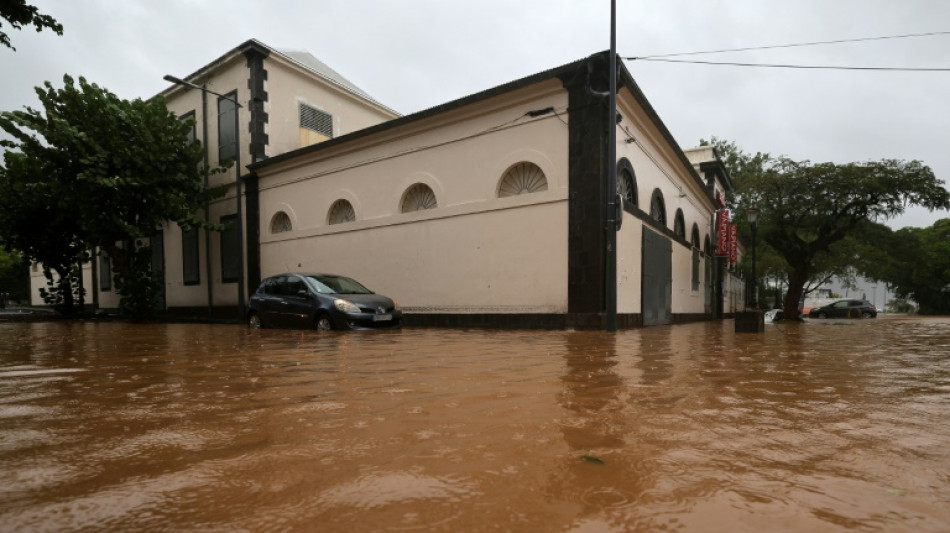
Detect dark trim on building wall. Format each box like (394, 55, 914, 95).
(245, 173, 261, 295)
(243, 45, 269, 163)
(558, 54, 610, 318)
(403, 312, 643, 330)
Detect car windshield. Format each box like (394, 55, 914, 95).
(304, 275, 373, 295)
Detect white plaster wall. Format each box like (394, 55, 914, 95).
(261, 201, 568, 312)
(256, 83, 569, 313)
(616, 213, 643, 314)
(264, 56, 398, 158)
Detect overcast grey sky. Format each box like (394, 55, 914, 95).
(3, 0, 948, 228)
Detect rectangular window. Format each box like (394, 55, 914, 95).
(99, 250, 112, 291)
(298, 102, 333, 147)
(220, 214, 239, 283)
(217, 91, 238, 163)
(180, 110, 196, 144)
(692, 248, 700, 291)
(182, 226, 200, 285)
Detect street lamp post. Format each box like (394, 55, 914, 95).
(747, 205, 760, 310)
(163, 74, 246, 321)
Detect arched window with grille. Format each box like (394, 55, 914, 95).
(650, 189, 666, 227)
(270, 211, 292, 234)
(327, 199, 356, 225)
(400, 183, 438, 212)
(498, 162, 548, 197)
(616, 158, 638, 208)
(674, 209, 686, 239)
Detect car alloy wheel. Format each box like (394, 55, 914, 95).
(248, 313, 262, 329)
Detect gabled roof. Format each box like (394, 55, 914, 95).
(158, 39, 397, 116)
(277, 49, 380, 106)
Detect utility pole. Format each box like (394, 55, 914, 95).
(605, 0, 618, 332)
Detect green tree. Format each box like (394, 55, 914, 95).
(1, 1, 62, 51)
(704, 138, 950, 319)
(0, 75, 223, 319)
(0, 245, 30, 304)
(865, 220, 950, 314)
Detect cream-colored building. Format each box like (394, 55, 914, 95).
(31, 42, 747, 327)
(246, 51, 744, 328)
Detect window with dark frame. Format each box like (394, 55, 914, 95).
(180, 110, 196, 144)
(220, 214, 239, 283)
(650, 189, 666, 227)
(182, 226, 200, 285)
(692, 249, 701, 291)
(99, 250, 112, 291)
(217, 91, 238, 163)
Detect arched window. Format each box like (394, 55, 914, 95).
(270, 211, 292, 233)
(498, 162, 547, 197)
(401, 183, 437, 213)
(649, 189, 666, 227)
(617, 158, 638, 208)
(674, 209, 686, 239)
(327, 199, 356, 225)
(691, 224, 701, 248)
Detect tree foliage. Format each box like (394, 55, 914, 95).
(704, 137, 950, 318)
(0, 0, 62, 51)
(0, 245, 30, 304)
(0, 75, 223, 318)
(862, 219, 950, 314)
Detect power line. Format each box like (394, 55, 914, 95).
(626, 30, 950, 60)
(629, 58, 950, 72)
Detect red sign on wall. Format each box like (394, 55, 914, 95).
(728, 224, 738, 264)
(716, 210, 730, 255)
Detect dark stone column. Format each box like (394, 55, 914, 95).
(558, 53, 610, 325)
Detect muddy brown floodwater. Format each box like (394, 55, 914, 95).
(1, 316, 950, 532)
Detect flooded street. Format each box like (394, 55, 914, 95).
(2, 317, 950, 532)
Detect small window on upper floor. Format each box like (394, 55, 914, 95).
(328, 199, 356, 225)
(650, 189, 667, 227)
(691, 223, 701, 248)
(674, 209, 686, 239)
(498, 162, 548, 197)
(270, 211, 292, 234)
(401, 183, 438, 213)
(299, 103, 333, 147)
(179, 110, 196, 144)
(617, 158, 638, 208)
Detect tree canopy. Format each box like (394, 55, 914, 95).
(0, 75, 222, 316)
(705, 138, 950, 318)
(0, 1, 62, 51)
(862, 219, 950, 314)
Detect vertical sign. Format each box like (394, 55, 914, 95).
(728, 224, 738, 264)
(716, 210, 730, 256)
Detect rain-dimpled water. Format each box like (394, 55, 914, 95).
(2, 316, 950, 532)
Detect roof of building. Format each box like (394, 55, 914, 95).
(159, 39, 397, 116)
(249, 51, 713, 205)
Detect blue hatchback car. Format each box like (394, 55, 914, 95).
(248, 273, 401, 331)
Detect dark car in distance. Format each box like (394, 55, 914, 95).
(808, 299, 877, 319)
(248, 273, 401, 331)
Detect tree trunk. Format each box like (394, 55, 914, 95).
(783, 267, 810, 320)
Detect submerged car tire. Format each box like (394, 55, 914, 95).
(315, 313, 334, 331)
(861, 311, 874, 319)
(248, 312, 263, 329)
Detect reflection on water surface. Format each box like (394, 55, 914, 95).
(2, 317, 950, 531)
